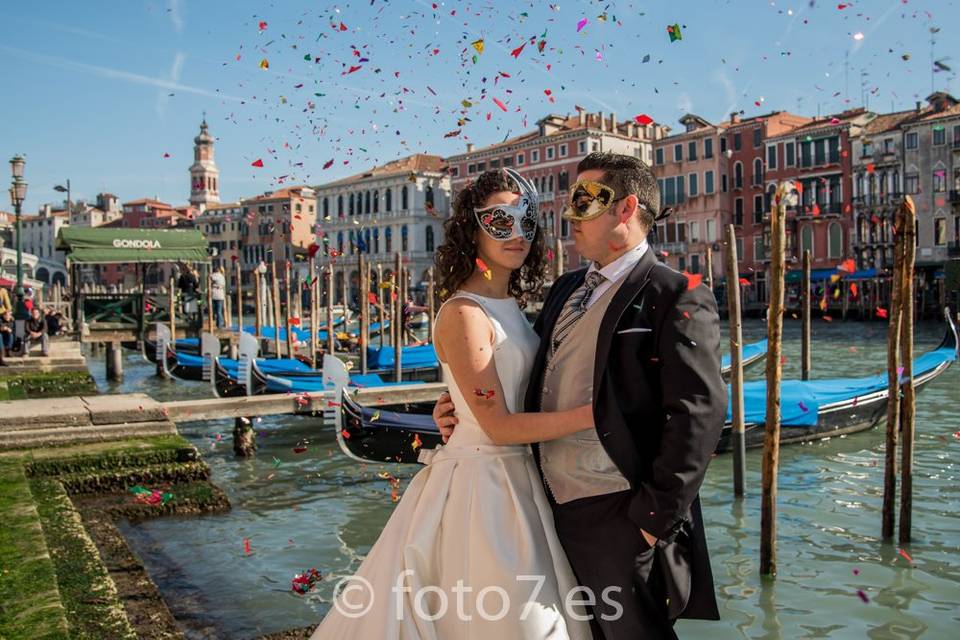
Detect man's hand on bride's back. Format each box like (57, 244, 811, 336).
(432, 392, 458, 443)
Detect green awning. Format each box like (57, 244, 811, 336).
(56, 227, 209, 264)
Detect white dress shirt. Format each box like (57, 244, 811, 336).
(583, 240, 649, 310)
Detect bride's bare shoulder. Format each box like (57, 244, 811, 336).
(435, 297, 494, 360)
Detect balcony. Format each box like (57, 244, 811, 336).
(658, 241, 687, 255)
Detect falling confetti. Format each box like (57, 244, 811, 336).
(471, 39, 485, 54)
(898, 548, 915, 563)
(577, 18, 589, 32)
(684, 272, 703, 290)
(857, 590, 870, 603)
(259, 58, 269, 70)
(244, 538, 252, 555)
(634, 114, 654, 125)
(475, 257, 492, 280)
(291, 568, 323, 595)
(251, 159, 264, 168)
(412, 433, 422, 451)
(667, 23, 683, 42)
(474, 388, 496, 400)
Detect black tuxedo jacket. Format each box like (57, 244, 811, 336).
(524, 246, 726, 621)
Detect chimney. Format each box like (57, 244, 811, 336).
(466, 143, 475, 153)
(578, 110, 586, 127)
(915, 101, 922, 113)
(730, 112, 741, 124)
(597, 111, 605, 132)
(610, 111, 617, 134)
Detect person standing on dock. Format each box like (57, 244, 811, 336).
(434, 153, 728, 639)
(210, 266, 226, 329)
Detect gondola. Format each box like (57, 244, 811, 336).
(721, 339, 767, 378)
(336, 309, 957, 464)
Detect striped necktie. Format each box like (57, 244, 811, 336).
(552, 270, 606, 350)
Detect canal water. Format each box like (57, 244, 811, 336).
(87, 318, 960, 639)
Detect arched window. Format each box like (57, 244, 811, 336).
(753, 158, 763, 185)
(828, 222, 842, 258)
(892, 170, 900, 194)
(401, 225, 409, 251)
(349, 193, 355, 216)
(548, 175, 554, 193)
(425, 185, 434, 210)
(365, 191, 371, 214)
(365, 228, 372, 252)
(386, 189, 393, 212)
(426, 226, 435, 252)
(401, 186, 409, 210)
(337, 195, 343, 217)
(373, 227, 380, 253)
(734, 162, 743, 189)
(855, 173, 864, 198)
(349, 229, 355, 254)
(800, 225, 814, 256)
(323, 197, 329, 217)
(385, 227, 393, 253)
(373, 190, 379, 213)
(337, 231, 344, 254)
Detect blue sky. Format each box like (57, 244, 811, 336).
(1, 0, 956, 212)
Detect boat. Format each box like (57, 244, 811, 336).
(721, 339, 767, 378)
(335, 309, 957, 463)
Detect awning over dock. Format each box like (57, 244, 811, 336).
(56, 227, 208, 264)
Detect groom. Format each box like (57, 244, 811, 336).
(433, 152, 726, 639)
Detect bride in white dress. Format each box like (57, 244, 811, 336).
(311, 169, 592, 639)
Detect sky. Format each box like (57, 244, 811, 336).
(0, 0, 957, 213)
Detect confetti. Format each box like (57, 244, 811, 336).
(244, 538, 252, 555)
(577, 18, 589, 32)
(898, 548, 914, 563)
(798, 401, 809, 413)
(667, 23, 683, 42)
(251, 159, 264, 168)
(258, 21, 268, 31)
(492, 97, 508, 112)
(412, 433, 422, 451)
(838, 259, 856, 273)
(471, 39, 485, 54)
(291, 568, 323, 595)
(853, 32, 864, 41)
(876, 307, 889, 319)
(371, 410, 381, 422)
(475, 257, 492, 279)
(474, 388, 496, 400)
(510, 42, 526, 58)
(634, 114, 654, 125)
(340, 428, 351, 440)
(683, 272, 703, 290)
(857, 590, 870, 603)
(259, 58, 269, 70)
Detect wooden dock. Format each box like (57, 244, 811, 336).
(0, 383, 446, 450)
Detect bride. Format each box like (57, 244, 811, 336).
(311, 169, 592, 639)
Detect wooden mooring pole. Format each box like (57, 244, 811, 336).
(234, 260, 243, 337)
(284, 260, 294, 358)
(377, 264, 386, 349)
(271, 261, 282, 357)
(359, 254, 368, 375)
(326, 264, 335, 357)
(427, 266, 436, 344)
(309, 256, 318, 369)
(760, 183, 789, 576)
(705, 245, 714, 291)
(882, 199, 907, 540)
(394, 252, 403, 382)
(801, 249, 812, 381)
(898, 197, 917, 544)
(254, 268, 263, 339)
(168, 276, 177, 342)
(724, 225, 746, 497)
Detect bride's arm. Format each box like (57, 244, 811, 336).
(436, 298, 593, 446)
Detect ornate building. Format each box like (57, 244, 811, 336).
(189, 118, 220, 212)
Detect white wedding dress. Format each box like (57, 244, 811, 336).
(311, 292, 590, 639)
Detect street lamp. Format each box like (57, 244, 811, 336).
(8, 155, 28, 320)
(53, 179, 71, 220)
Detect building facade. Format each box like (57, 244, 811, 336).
(445, 111, 669, 270)
(196, 202, 243, 290)
(238, 186, 317, 284)
(312, 154, 449, 305)
(652, 114, 729, 278)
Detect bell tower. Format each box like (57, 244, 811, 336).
(189, 115, 220, 211)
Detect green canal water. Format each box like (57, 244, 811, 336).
(86, 318, 960, 639)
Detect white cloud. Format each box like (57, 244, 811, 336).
(155, 51, 187, 117)
(168, 0, 184, 33)
(0, 45, 244, 103)
(712, 68, 738, 118)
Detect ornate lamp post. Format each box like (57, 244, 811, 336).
(8, 154, 28, 320)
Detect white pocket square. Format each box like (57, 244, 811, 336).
(617, 327, 652, 334)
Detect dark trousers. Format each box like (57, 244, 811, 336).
(213, 299, 225, 328)
(552, 490, 678, 640)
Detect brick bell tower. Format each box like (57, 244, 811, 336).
(189, 115, 220, 212)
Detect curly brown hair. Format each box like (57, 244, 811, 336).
(435, 169, 546, 305)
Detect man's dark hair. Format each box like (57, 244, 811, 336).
(577, 152, 660, 229)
